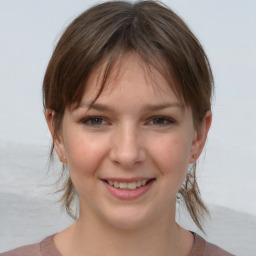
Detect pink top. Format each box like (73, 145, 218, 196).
(1, 232, 235, 256)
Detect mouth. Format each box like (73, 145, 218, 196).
(102, 179, 155, 190)
(101, 178, 156, 200)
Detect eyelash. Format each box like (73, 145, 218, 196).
(81, 116, 175, 127)
(81, 116, 108, 126)
(147, 116, 175, 126)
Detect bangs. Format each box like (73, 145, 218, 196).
(43, 0, 212, 127)
(70, 51, 182, 112)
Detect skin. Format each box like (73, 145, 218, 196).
(46, 53, 212, 256)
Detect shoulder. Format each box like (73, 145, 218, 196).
(0, 243, 41, 256)
(0, 235, 60, 256)
(204, 240, 235, 256)
(190, 232, 235, 256)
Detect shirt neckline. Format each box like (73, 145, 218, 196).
(40, 231, 206, 256)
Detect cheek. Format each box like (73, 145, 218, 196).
(149, 134, 191, 182)
(64, 130, 108, 179)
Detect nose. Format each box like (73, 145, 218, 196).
(109, 123, 147, 169)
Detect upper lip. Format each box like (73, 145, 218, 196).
(100, 177, 155, 182)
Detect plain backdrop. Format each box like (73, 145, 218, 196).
(0, 0, 256, 236)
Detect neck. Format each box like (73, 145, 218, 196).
(55, 203, 194, 256)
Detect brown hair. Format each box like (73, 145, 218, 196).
(43, 0, 213, 233)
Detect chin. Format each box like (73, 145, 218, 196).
(101, 205, 159, 231)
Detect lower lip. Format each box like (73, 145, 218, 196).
(102, 180, 155, 200)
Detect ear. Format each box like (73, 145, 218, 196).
(45, 109, 67, 163)
(189, 111, 212, 163)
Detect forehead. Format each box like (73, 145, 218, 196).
(80, 53, 182, 105)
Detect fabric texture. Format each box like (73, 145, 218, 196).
(1, 232, 235, 256)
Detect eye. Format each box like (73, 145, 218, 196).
(147, 117, 174, 126)
(81, 116, 108, 126)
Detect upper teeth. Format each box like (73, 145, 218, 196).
(107, 180, 148, 190)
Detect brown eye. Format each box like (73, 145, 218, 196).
(148, 117, 174, 126)
(82, 117, 107, 126)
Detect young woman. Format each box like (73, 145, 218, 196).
(2, 1, 234, 255)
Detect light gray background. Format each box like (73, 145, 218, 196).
(0, 0, 256, 255)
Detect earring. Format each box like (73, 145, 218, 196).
(60, 155, 67, 163)
(192, 155, 196, 158)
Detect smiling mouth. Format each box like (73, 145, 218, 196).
(103, 179, 155, 190)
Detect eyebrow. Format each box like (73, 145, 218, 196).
(78, 102, 184, 112)
(141, 103, 184, 112)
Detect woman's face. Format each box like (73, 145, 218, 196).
(49, 53, 210, 230)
